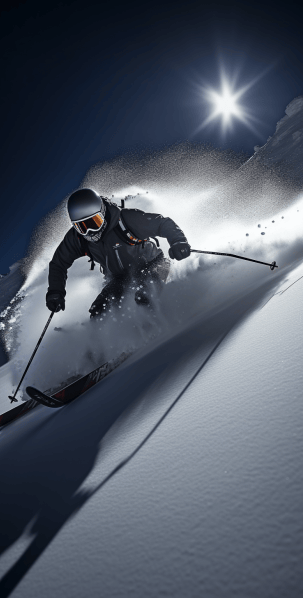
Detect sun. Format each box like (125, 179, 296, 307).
(209, 83, 242, 124)
(205, 78, 247, 132)
(194, 69, 262, 136)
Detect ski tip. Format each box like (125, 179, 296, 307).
(26, 386, 63, 408)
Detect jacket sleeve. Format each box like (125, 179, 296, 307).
(122, 209, 188, 246)
(48, 229, 84, 296)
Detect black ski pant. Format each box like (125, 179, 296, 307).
(89, 255, 170, 318)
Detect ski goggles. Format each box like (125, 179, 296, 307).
(72, 212, 105, 236)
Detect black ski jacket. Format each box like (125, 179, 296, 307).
(48, 201, 188, 296)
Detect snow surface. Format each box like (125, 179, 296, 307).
(0, 108, 303, 597)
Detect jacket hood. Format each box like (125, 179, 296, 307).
(102, 200, 121, 236)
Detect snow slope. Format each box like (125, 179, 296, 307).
(0, 252, 302, 598)
(0, 100, 303, 597)
(249, 95, 303, 183)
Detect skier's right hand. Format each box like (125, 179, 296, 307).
(169, 241, 191, 261)
(46, 291, 65, 312)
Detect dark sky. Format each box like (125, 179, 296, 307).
(1, 0, 303, 274)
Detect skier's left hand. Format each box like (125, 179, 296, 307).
(169, 241, 191, 261)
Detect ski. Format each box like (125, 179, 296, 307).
(0, 398, 39, 427)
(0, 351, 131, 425)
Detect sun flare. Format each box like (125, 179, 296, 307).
(194, 69, 262, 136)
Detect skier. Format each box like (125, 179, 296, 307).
(46, 188, 191, 317)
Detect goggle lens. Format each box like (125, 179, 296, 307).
(73, 212, 104, 235)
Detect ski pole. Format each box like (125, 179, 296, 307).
(8, 311, 56, 404)
(191, 249, 278, 271)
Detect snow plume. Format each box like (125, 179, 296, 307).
(2, 142, 303, 401)
(23, 200, 71, 289)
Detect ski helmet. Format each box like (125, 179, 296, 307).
(67, 188, 107, 241)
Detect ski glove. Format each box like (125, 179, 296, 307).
(169, 241, 191, 261)
(46, 291, 65, 313)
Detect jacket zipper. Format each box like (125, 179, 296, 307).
(114, 246, 124, 270)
